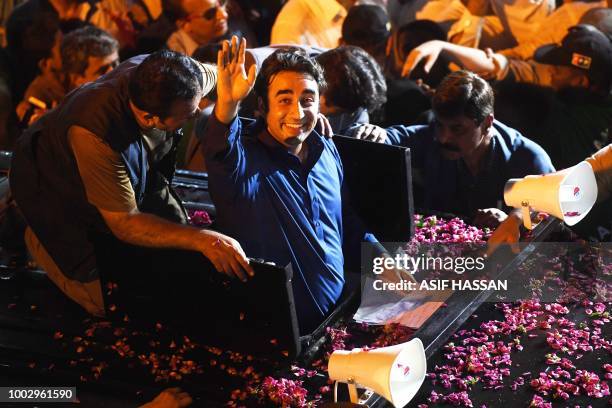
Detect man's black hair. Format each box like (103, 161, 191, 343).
(61, 26, 119, 75)
(432, 71, 494, 124)
(128, 50, 203, 118)
(316, 46, 386, 113)
(254, 48, 326, 113)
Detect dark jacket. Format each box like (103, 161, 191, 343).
(9, 55, 181, 283)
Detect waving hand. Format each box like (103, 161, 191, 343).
(215, 36, 257, 124)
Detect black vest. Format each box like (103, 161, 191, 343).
(10, 55, 181, 283)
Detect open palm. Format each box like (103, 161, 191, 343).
(217, 36, 257, 105)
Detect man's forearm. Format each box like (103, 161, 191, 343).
(214, 100, 241, 125)
(102, 209, 208, 252)
(442, 42, 497, 73)
(101, 207, 254, 280)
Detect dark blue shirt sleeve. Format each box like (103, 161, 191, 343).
(385, 125, 432, 166)
(384, 124, 422, 147)
(200, 111, 247, 194)
(508, 137, 556, 178)
(201, 111, 241, 160)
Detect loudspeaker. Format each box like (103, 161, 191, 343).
(504, 161, 598, 229)
(328, 338, 426, 408)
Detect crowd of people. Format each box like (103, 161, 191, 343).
(1, 1, 611, 405)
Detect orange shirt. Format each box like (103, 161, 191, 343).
(586, 144, 612, 202)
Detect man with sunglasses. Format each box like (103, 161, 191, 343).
(165, 0, 229, 56)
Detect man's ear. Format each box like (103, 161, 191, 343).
(176, 16, 194, 39)
(177, 18, 188, 30)
(144, 113, 159, 127)
(38, 57, 50, 72)
(482, 113, 494, 133)
(137, 111, 157, 129)
(257, 96, 266, 115)
(198, 97, 212, 110)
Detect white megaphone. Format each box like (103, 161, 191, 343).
(504, 161, 598, 230)
(327, 338, 426, 408)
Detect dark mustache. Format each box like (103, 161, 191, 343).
(439, 143, 460, 152)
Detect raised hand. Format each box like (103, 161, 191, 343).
(215, 36, 257, 124)
(401, 40, 445, 78)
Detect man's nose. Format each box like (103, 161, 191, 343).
(290, 101, 305, 119)
(436, 127, 452, 145)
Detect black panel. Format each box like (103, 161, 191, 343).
(333, 136, 414, 243)
(93, 237, 302, 358)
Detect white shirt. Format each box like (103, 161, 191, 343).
(81, 0, 131, 44)
(166, 28, 200, 56)
(270, 0, 346, 49)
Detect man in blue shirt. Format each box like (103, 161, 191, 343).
(202, 37, 378, 333)
(360, 70, 555, 227)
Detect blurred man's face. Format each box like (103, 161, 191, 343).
(182, 0, 228, 46)
(433, 114, 490, 160)
(155, 94, 202, 132)
(265, 71, 319, 149)
(130, 92, 202, 132)
(70, 50, 119, 88)
(549, 64, 590, 91)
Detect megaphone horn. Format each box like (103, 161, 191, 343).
(504, 161, 598, 229)
(328, 338, 427, 408)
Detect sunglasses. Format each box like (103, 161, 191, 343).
(200, 0, 228, 21)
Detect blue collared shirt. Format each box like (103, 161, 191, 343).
(202, 113, 372, 332)
(385, 120, 555, 215)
